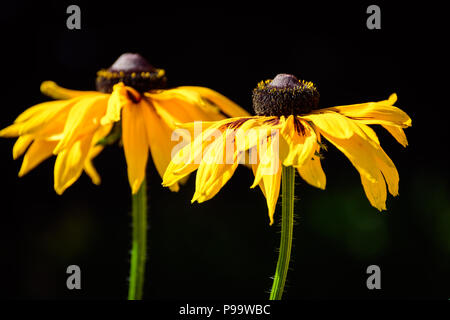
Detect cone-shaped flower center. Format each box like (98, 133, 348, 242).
(252, 73, 319, 116)
(96, 53, 167, 93)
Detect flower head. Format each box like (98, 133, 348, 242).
(0, 53, 249, 194)
(163, 73, 412, 225)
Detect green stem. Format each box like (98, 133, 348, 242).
(269, 165, 295, 300)
(128, 179, 148, 300)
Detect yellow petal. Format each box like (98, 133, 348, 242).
(0, 99, 77, 138)
(320, 131, 380, 184)
(54, 135, 92, 195)
(141, 99, 180, 192)
(249, 134, 282, 225)
(18, 139, 58, 177)
(360, 169, 387, 211)
(372, 144, 399, 197)
(192, 130, 242, 202)
(175, 86, 251, 117)
(54, 94, 109, 154)
(162, 141, 200, 188)
(297, 156, 326, 190)
(382, 124, 408, 147)
(84, 158, 101, 185)
(122, 103, 149, 194)
(357, 123, 380, 145)
(193, 162, 239, 203)
(280, 116, 317, 167)
(323, 94, 412, 128)
(83, 123, 113, 185)
(260, 160, 282, 225)
(149, 96, 222, 129)
(320, 129, 397, 209)
(13, 135, 34, 160)
(250, 133, 281, 188)
(303, 112, 357, 139)
(100, 83, 130, 125)
(40, 81, 97, 100)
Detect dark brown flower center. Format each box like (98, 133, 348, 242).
(252, 74, 319, 116)
(96, 53, 167, 93)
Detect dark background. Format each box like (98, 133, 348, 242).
(0, 1, 448, 299)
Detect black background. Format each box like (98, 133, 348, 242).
(0, 1, 448, 300)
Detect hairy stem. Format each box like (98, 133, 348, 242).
(269, 165, 295, 300)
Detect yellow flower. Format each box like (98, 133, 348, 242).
(163, 74, 412, 225)
(0, 53, 249, 195)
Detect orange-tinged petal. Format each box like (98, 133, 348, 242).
(19, 139, 58, 177)
(54, 134, 92, 195)
(40, 81, 97, 100)
(122, 103, 149, 194)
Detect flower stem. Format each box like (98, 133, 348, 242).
(269, 165, 295, 300)
(128, 179, 148, 300)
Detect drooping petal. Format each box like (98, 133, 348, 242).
(319, 131, 380, 186)
(163, 118, 233, 187)
(372, 144, 399, 197)
(53, 94, 109, 154)
(12, 135, 34, 160)
(148, 96, 222, 129)
(122, 103, 149, 194)
(141, 99, 180, 192)
(250, 132, 281, 189)
(382, 124, 408, 147)
(19, 139, 58, 177)
(174, 86, 251, 117)
(192, 129, 241, 202)
(297, 155, 326, 190)
(302, 112, 357, 139)
(100, 83, 131, 125)
(40, 81, 97, 100)
(357, 122, 380, 145)
(258, 159, 282, 226)
(54, 135, 92, 195)
(249, 133, 282, 225)
(0, 99, 78, 138)
(360, 169, 387, 211)
(323, 94, 412, 128)
(320, 129, 396, 210)
(83, 123, 113, 185)
(280, 116, 317, 167)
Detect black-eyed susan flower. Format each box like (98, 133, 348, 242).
(0, 53, 249, 195)
(163, 73, 411, 299)
(0, 53, 249, 300)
